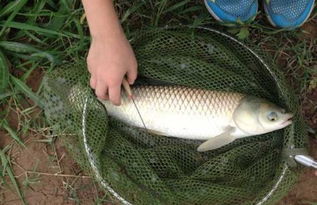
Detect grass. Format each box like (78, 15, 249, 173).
(0, 146, 26, 205)
(0, 0, 316, 204)
(0, 1, 88, 202)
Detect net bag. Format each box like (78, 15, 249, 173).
(42, 27, 307, 205)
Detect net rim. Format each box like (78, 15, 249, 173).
(82, 96, 132, 205)
(81, 26, 294, 205)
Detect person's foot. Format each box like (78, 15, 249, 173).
(264, 0, 315, 29)
(204, 0, 258, 25)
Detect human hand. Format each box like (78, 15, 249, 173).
(87, 32, 137, 105)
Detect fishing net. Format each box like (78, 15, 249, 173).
(42, 27, 307, 205)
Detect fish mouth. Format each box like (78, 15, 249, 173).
(281, 113, 293, 127)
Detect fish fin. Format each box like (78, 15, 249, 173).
(139, 128, 167, 136)
(197, 127, 236, 152)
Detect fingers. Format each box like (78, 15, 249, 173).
(108, 80, 122, 106)
(90, 74, 122, 105)
(90, 76, 97, 89)
(95, 80, 109, 100)
(93, 77, 122, 105)
(87, 60, 137, 105)
(127, 65, 137, 85)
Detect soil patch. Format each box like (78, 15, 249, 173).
(0, 131, 105, 205)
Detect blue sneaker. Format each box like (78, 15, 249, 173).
(264, 0, 315, 29)
(204, 0, 258, 25)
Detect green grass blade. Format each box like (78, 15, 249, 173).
(0, 21, 69, 37)
(121, 2, 145, 23)
(154, 0, 168, 26)
(0, 0, 27, 18)
(2, 121, 25, 147)
(163, 0, 191, 13)
(0, 41, 56, 63)
(10, 75, 44, 108)
(24, 0, 47, 23)
(0, 0, 28, 37)
(0, 1, 20, 17)
(45, 0, 71, 31)
(46, 0, 58, 9)
(0, 91, 14, 101)
(0, 49, 9, 92)
(21, 62, 40, 81)
(5, 52, 34, 61)
(4, 21, 86, 39)
(23, 31, 49, 46)
(12, 0, 47, 39)
(179, 6, 202, 14)
(0, 41, 40, 53)
(73, 18, 85, 51)
(30, 52, 56, 63)
(0, 148, 26, 205)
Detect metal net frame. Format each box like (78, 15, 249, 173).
(43, 27, 307, 205)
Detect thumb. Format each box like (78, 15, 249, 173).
(127, 67, 137, 85)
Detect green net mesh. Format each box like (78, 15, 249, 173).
(42, 27, 307, 205)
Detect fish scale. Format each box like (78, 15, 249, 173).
(102, 85, 245, 140)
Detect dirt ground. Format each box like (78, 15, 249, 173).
(0, 130, 100, 205)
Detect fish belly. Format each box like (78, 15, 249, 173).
(102, 85, 245, 140)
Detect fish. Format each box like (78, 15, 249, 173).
(100, 85, 293, 152)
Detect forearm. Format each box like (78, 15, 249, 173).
(82, 0, 123, 40)
(82, 0, 137, 104)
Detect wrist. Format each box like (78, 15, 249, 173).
(90, 27, 126, 43)
(82, 0, 124, 42)
(90, 17, 125, 39)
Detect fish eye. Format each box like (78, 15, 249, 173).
(267, 112, 278, 122)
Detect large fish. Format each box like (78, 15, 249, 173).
(101, 85, 293, 152)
